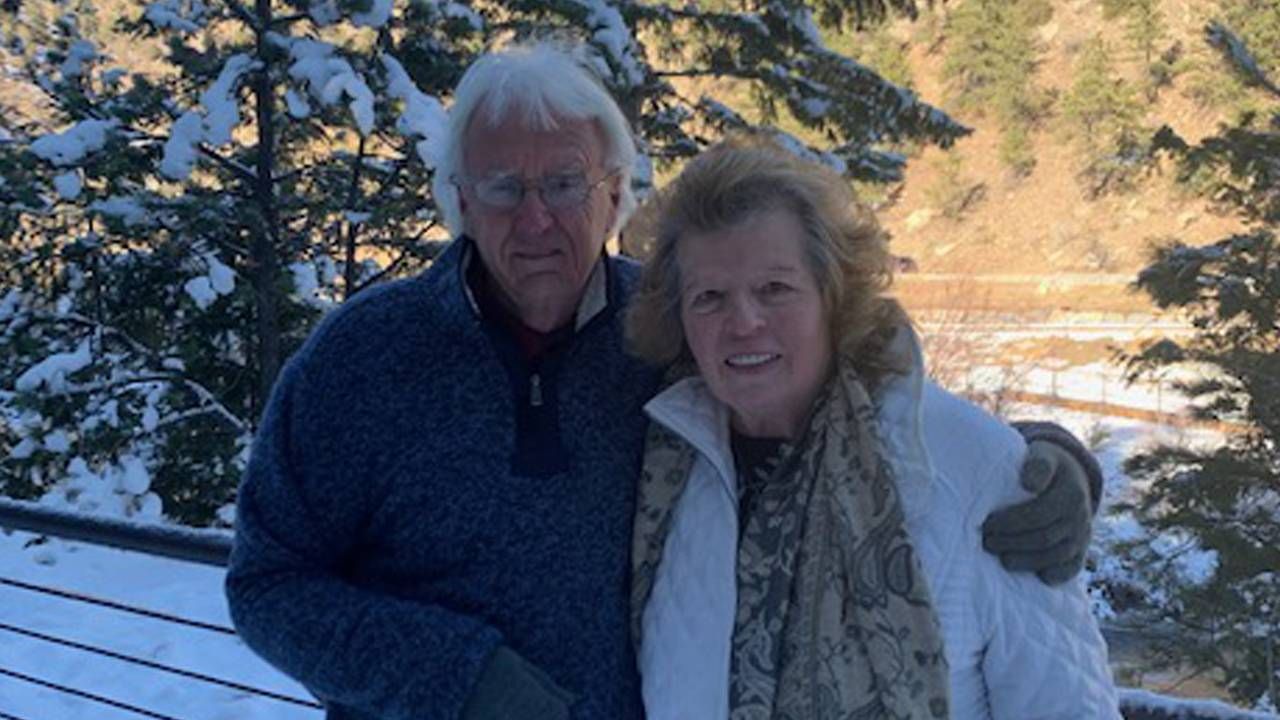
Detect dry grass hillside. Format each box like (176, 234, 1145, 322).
(869, 0, 1250, 314)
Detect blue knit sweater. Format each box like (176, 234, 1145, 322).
(225, 239, 660, 719)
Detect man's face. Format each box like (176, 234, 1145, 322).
(459, 113, 621, 332)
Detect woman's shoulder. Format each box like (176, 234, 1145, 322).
(918, 380, 1029, 515)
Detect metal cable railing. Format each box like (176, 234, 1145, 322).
(0, 621, 321, 709)
(0, 576, 236, 635)
(0, 497, 322, 718)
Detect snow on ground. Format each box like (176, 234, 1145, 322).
(961, 360, 1203, 417)
(0, 530, 318, 719)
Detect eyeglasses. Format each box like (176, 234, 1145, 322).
(454, 169, 619, 212)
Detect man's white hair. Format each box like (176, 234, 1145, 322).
(432, 41, 639, 239)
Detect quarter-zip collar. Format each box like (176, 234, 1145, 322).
(451, 237, 616, 478)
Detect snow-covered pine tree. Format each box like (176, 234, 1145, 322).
(1106, 22, 1279, 712)
(0, 0, 967, 527)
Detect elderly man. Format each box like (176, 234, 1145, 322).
(226, 42, 1102, 720)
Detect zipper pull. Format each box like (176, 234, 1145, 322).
(530, 373, 543, 407)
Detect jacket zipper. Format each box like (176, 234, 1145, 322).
(530, 373, 543, 407)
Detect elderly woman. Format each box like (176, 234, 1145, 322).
(626, 136, 1121, 719)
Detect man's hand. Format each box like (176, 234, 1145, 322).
(461, 646, 574, 720)
(982, 440, 1094, 586)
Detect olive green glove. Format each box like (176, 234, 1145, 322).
(983, 424, 1102, 586)
(461, 646, 574, 720)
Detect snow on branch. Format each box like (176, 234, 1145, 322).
(161, 112, 204, 180)
(30, 119, 119, 167)
(143, 0, 209, 34)
(570, 0, 645, 88)
(26, 371, 247, 435)
(770, 131, 848, 175)
(183, 252, 237, 309)
(300, 0, 394, 31)
(14, 340, 93, 393)
(161, 54, 261, 181)
(352, 0, 393, 28)
(283, 37, 376, 135)
(203, 54, 259, 145)
(698, 96, 750, 130)
(307, 0, 341, 26)
(53, 170, 84, 200)
(88, 196, 154, 227)
(436, 1, 484, 30)
(381, 55, 448, 169)
(9, 310, 249, 434)
(59, 40, 97, 81)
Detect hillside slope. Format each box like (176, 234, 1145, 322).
(871, 0, 1253, 313)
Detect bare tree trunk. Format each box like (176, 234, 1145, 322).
(615, 84, 644, 258)
(250, 0, 282, 414)
(342, 135, 367, 300)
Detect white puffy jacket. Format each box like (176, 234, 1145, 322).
(637, 332, 1122, 720)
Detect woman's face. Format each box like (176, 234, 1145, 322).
(678, 208, 833, 439)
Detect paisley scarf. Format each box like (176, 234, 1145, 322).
(633, 358, 950, 719)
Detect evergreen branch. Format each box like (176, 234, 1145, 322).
(653, 69, 731, 79)
(16, 313, 249, 434)
(56, 373, 247, 434)
(222, 0, 263, 34)
(270, 13, 310, 28)
(352, 224, 443, 292)
(197, 145, 259, 184)
(656, 4, 769, 32)
(1206, 22, 1280, 99)
(123, 128, 259, 184)
(25, 311, 156, 362)
(1157, 666, 1213, 695)
(367, 163, 410, 204)
(152, 404, 246, 433)
(44, 374, 170, 395)
(354, 251, 410, 294)
(273, 164, 314, 185)
(211, 236, 251, 259)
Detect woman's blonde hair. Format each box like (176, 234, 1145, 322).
(626, 134, 909, 380)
